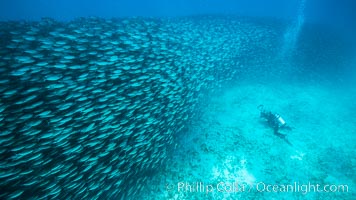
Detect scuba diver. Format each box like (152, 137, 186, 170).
(258, 105, 293, 145)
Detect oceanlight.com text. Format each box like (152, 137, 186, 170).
(166, 181, 349, 194)
(255, 182, 348, 194)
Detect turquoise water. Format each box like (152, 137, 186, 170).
(140, 17, 356, 199)
(146, 81, 355, 199)
(0, 1, 355, 200)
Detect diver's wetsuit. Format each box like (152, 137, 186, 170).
(260, 110, 281, 135)
(258, 105, 292, 145)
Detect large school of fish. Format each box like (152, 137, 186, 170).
(0, 16, 277, 199)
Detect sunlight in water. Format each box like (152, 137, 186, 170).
(280, 0, 307, 59)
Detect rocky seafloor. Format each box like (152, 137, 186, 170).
(142, 77, 355, 200)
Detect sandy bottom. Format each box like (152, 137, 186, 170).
(142, 80, 355, 199)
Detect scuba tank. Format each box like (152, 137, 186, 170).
(274, 113, 286, 127)
(257, 105, 293, 146)
(258, 105, 286, 128)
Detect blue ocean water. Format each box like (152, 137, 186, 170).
(0, 0, 355, 199)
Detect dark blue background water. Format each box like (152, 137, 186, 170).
(0, 0, 354, 24)
(1, 0, 355, 36)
